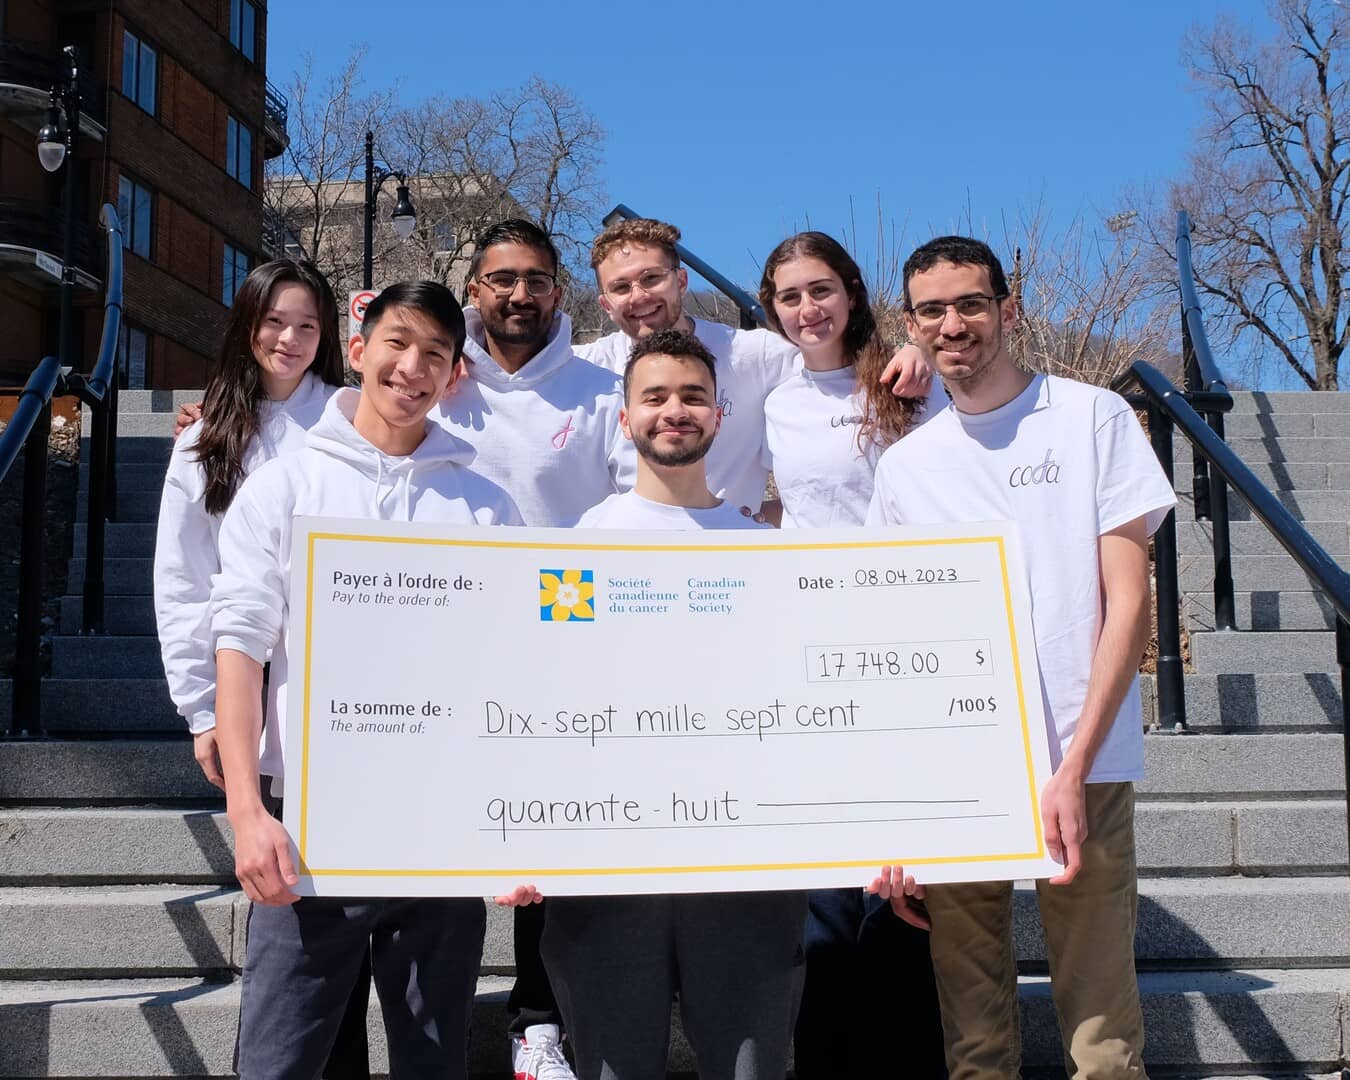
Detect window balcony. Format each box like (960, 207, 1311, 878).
(263, 79, 289, 159)
(0, 41, 106, 140)
(0, 199, 102, 292)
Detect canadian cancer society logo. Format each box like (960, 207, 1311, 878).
(539, 569, 595, 622)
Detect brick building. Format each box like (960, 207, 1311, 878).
(0, 0, 286, 389)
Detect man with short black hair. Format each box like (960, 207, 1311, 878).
(868, 236, 1175, 1080)
(212, 281, 527, 1080)
(542, 328, 808, 1080)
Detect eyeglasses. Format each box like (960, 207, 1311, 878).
(908, 294, 1007, 326)
(602, 266, 678, 299)
(478, 271, 557, 297)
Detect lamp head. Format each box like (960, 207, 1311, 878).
(391, 183, 417, 241)
(37, 107, 66, 172)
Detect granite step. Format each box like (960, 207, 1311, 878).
(1141, 673, 1345, 731)
(79, 461, 168, 492)
(1189, 631, 1339, 675)
(50, 636, 165, 680)
(67, 557, 153, 595)
(1175, 520, 1350, 558)
(1177, 554, 1348, 594)
(0, 678, 176, 732)
(1, 800, 1342, 886)
(58, 593, 155, 635)
(75, 489, 163, 522)
(1, 969, 1346, 1076)
(72, 521, 159, 558)
(1175, 489, 1350, 524)
(80, 435, 173, 464)
(1181, 590, 1341, 632)
(2, 734, 1339, 806)
(1175, 436, 1350, 465)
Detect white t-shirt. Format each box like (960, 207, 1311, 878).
(865, 374, 1175, 782)
(578, 319, 797, 511)
(763, 366, 950, 528)
(578, 490, 764, 532)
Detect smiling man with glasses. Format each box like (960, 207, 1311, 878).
(867, 235, 1175, 1080)
(438, 221, 640, 1080)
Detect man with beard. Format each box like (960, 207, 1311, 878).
(543, 329, 808, 1080)
(438, 218, 634, 1080)
(440, 219, 633, 528)
(867, 236, 1175, 1080)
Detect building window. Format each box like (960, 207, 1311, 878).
(117, 323, 149, 389)
(229, 0, 258, 61)
(226, 116, 253, 188)
(223, 243, 250, 306)
(121, 30, 156, 114)
(117, 175, 153, 259)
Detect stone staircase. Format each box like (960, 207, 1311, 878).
(0, 389, 1346, 1077)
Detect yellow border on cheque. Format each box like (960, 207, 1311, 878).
(297, 530, 1047, 877)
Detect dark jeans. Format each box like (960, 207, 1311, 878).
(237, 894, 486, 1080)
(508, 900, 564, 1033)
(541, 890, 807, 1080)
(792, 887, 947, 1080)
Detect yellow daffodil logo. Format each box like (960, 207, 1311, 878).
(540, 569, 595, 622)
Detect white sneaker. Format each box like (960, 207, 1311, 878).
(512, 1023, 577, 1080)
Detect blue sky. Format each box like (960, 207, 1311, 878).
(268, 0, 1272, 288)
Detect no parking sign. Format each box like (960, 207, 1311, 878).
(348, 289, 377, 342)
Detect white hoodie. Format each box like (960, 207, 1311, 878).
(434, 309, 635, 526)
(154, 370, 334, 735)
(211, 388, 522, 790)
(578, 319, 797, 511)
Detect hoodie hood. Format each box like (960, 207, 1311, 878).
(462, 308, 579, 391)
(305, 387, 477, 518)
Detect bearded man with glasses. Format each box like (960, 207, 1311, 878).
(867, 236, 1175, 1080)
(439, 218, 638, 1080)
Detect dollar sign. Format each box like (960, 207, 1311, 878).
(976, 649, 985, 666)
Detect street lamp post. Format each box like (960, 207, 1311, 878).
(36, 45, 81, 372)
(363, 129, 416, 290)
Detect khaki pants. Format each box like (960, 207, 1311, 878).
(925, 781, 1148, 1080)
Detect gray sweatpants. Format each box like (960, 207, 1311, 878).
(236, 895, 486, 1080)
(541, 890, 807, 1080)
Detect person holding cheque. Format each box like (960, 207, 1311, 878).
(867, 237, 1176, 1080)
(757, 231, 948, 1077)
(211, 282, 528, 1080)
(542, 328, 808, 1080)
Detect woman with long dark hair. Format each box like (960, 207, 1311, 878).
(154, 258, 344, 785)
(758, 231, 949, 1077)
(758, 230, 946, 526)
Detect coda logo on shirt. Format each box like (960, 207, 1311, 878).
(1008, 449, 1062, 488)
(830, 414, 863, 428)
(717, 393, 733, 416)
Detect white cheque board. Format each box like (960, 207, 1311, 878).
(283, 518, 1059, 896)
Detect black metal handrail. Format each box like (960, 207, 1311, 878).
(602, 203, 764, 330)
(1120, 359, 1350, 878)
(2, 203, 122, 736)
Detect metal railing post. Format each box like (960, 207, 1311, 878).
(1337, 615, 1349, 884)
(12, 400, 52, 736)
(1206, 408, 1236, 631)
(82, 377, 110, 633)
(1148, 401, 1187, 732)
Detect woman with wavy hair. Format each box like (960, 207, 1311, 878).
(759, 230, 946, 527)
(758, 231, 948, 1078)
(154, 258, 344, 786)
